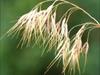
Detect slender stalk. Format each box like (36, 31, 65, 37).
(59, 0, 100, 24)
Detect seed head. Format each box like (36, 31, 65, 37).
(6, 0, 100, 75)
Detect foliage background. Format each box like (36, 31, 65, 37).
(0, 0, 100, 75)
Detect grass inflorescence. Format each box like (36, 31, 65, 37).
(5, 0, 100, 75)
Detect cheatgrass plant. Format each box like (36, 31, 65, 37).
(4, 0, 100, 75)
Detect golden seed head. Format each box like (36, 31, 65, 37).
(6, 0, 100, 74)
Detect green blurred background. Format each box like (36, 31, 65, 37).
(0, 0, 100, 75)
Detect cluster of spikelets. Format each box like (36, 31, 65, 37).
(6, 0, 100, 75)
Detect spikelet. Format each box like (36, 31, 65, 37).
(81, 42, 89, 71)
